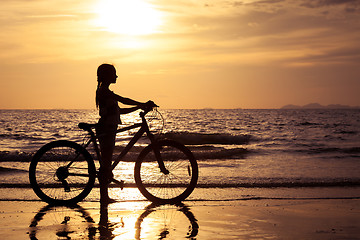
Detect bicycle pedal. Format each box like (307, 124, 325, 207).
(60, 179, 71, 192)
(112, 178, 124, 190)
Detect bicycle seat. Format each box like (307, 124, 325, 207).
(78, 122, 97, 131)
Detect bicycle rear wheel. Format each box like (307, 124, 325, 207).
(29, 140, 96, 205)
(135, 140, 198, 203)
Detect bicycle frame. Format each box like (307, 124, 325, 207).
(81, 111, 168, 176)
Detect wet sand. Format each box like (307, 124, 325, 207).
(0, 193, 359, 239)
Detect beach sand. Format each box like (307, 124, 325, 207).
(0, 188, 359, 240)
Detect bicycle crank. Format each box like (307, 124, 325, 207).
(56, 166, 71, 192)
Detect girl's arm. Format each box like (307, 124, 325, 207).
(111, 92, 154, 114)
(117, 95, 144, 106)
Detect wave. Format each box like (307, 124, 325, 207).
(160, 132, 251, 145)
(0, 133, 45, 141)
(190, 147, 248, 160)
(114, 146, 249, 161)
(286, 146, 360, 156)
(297, 121, 320, 126)
(1, 180, 360, 189)
(0, 151, 34, 162)
(309, 147, 360, 154)
(0, 146, 248, 162)
(1, 143, 357, 163)
(195, 181, 360, 188)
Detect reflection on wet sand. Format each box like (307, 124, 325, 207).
(28, 204, 96, 239)
(29, 202, 198, 239)
(134, 203, 198, 239)
(99, 202, 125, 239)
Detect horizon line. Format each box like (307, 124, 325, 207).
(1, 107, 360, 111)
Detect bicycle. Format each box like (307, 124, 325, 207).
(29, 108, 198, 205)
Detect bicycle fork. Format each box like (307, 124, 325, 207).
(144, 120, 169, 175)
(152, 143, 169, 175)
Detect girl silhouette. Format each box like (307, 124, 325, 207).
(96, 63, 155, 203)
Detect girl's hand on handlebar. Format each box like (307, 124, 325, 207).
(141, 100, 158, 112)
(147, 100, 158, 108)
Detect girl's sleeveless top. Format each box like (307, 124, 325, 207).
(97, 87, 121, 126)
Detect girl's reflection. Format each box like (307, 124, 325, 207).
(99, 202, 124, 239)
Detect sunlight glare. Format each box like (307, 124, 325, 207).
(94, 0, 162, 35)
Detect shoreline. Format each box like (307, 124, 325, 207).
(0, 187, 359, 239)
(1, 186, 360, 202)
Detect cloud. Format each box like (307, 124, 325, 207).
(300, 0, 360, 8)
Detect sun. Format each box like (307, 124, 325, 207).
(94, 0, 162, 35)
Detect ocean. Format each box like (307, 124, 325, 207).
(1, 109, 360, 201)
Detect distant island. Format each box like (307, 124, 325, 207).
(281, 103, 360, 109)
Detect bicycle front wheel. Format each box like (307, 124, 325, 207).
(29, 140, 96, 205)
(135, 140, 198, 203)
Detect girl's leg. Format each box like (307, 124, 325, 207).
(99, 139, 114, 202)
(97, 126, 117, 203)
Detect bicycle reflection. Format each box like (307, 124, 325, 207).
(135, 202, 198, 239)
(28, 204, 96, 240)
(29, 202, 198, 239)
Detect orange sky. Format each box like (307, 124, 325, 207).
(0, 0, 359, 109)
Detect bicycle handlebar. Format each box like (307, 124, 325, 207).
(140, 101, 159, 117)
(140, 107, 157, 118)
